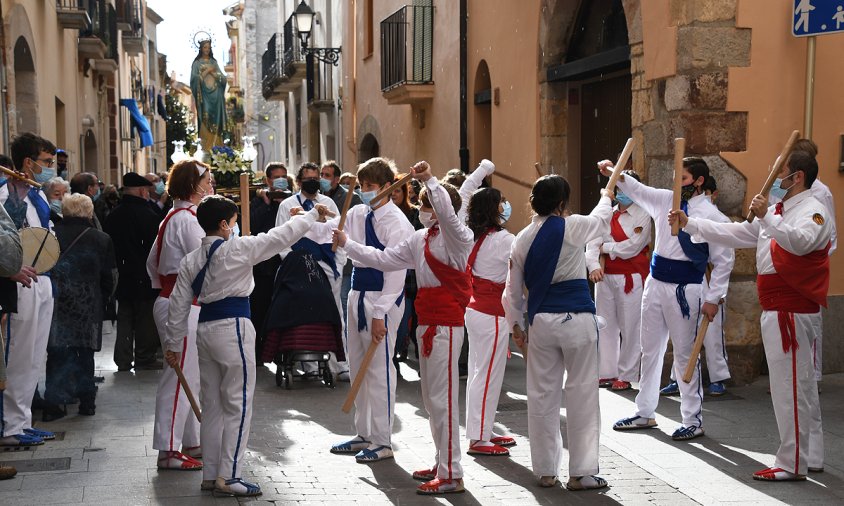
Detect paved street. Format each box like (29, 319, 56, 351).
(1, 323, 843, 505)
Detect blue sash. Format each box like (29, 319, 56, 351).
(291, 237, 339, 279)
(28, 188, 51, 228)
(191, 239, 225, 297)
(198, 296, 251, 323)
(351, 211, 402, 330)
(677, 200, 709, 274)
(650, 255, 703, 319)
(524, 216, 593, 324)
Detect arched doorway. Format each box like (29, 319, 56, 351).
(13, 37, 38, 134)
(84, 130, 98, 174)
(472, 60, 492, 165)
(358, 133, 380, 163)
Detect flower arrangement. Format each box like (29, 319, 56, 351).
(210, 145, 250, 188)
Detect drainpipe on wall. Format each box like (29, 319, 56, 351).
(458, 0, 468, 172)
(0, 2, 10, 154)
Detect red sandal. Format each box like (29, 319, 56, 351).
(157, 451, 203, 471)
(416, 477, 464, 495)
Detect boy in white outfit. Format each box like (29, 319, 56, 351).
(166, 195, 328, 496)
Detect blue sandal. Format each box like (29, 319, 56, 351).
(24, 428, 56, 440)
(214, 477, 262, 497)
(355, 445, 394, 463)
(0, 434, 44, 447)
(330, 436, 370, 454)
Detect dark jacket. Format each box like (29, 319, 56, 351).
(104, 194, 161, 301)
(326, 184, 362, 213)
(250, 194, 284, 277)
(49, 217, 117, 350)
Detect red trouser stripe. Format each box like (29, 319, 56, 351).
(447, 327, 453, 480)
(478, 317, 499, 440)
(169, 336, 188, 451)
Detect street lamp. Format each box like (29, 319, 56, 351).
(293, 0, 341, 66)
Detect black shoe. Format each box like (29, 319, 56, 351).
(42, 403, 67, 422)
(93, 376, 105, 384)
(116, 364, 133, 372)
(78, 405, 96, 416)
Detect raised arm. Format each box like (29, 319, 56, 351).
(683, 216, 760, 250)
(426, 176, 474, 264)
(565, 193, 614, 248)
(459, 159, 495, 212)
(234, 207, 320, 265)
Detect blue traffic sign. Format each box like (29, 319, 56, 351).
(793, 0, 844, 37)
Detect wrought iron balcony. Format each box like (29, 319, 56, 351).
(261, 17, 307, 101)
(380, 4, 434, 105)
(78, 0, 119, 71)
(56, 0, 91, 30)
(117, 0, 144, 55)
(307, 57, 335, 112)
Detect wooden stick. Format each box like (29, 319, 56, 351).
(534, 162, 543, 177)
(671, 138, 686, 236)
(342, 340, 379, 413)
(173, 362, 202, 422)
(494, 171, 533, 189)
(370, 172, 412, 208)
(332, 176, 358, 252)
(746, 129, 800, 222)
(0, 165, 40, 188)
(682, 318, 710, 383)
(604, 137, 635, 194)
(239, 173, 250, 236)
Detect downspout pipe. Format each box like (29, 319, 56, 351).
(458, 0, 468, 172)
(0, 2, 10, 154)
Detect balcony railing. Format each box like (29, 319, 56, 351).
(261, 32, 284, 99)
(56, 0, 91, 30)
(307, 58, 335, 112)
(78, 0, 119, 66)
(381, 4, 434, 93)
(282, 14, 305, 78)
(117, 0, 144, 54)
(261, 17, 307, 101)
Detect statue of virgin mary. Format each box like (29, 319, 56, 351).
(190, 38, 227, 149)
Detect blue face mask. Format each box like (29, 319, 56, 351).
(155, 181, 166, 195)
(769, 173, 796, 200)
(615, 191, 634, 207)
(319, 178, 333, 193)
(33, 164, 56, 184)
(339, 184, 349, 191)
(50, 199, 62, 215)
(92, 187, 102, 201)
(500, 200, 512, 223)
(272, 178, 289, 191)
(359, 189, 378, 206)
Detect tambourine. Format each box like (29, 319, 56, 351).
(20, 227, 59, 274)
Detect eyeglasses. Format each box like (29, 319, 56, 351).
(34, 157, 56, 167)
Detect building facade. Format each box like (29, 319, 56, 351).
(343, 0, 844, 380)
(2, 0, 168, 183)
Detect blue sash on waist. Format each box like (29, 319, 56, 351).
(198, 296, 251, 323)
(533, 279, 595, 319)
(650, 254, 703, 319)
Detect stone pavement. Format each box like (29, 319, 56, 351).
(0, 323, 842, 505)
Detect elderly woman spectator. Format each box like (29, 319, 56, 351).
(42, 194, 116, 421)
(43, 177, 69, 224)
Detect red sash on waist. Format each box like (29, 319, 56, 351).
(757, 240, 830, 353)
(159, 274, 178, 298)
(416, 227, 472, 357)
(603, 210, 649, 293)
(466, 228, 505, 316)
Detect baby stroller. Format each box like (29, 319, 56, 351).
(261, 249, 344, 389)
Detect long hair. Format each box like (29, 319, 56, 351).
(391, 174, 413, 215)
(467, 187, 503, 240)
(194, 41, 215, 62)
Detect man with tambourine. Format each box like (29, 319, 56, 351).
(0, 133, 60, 447)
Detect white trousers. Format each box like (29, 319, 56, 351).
(595, 273, 643, 381)
(669, 299, 731, 384)
(346, 290, 403, 447)
(808, 311, 823, 381)
(152, 297, 201, 451)
(527, 312, 600, 478)
(761, 311, 823, 474)
(2, 279, 53, 436)
(464, 308, 509, 441)
(197, 317, 256, 481)
(634, 278, 704, 428)
(418, 324, 463, 480)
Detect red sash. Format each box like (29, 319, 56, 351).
(466, 229, 505, 317)
(416, 227, 472, 357)
(757, 240, 830, 353)
(603, 210, 649, 293)
(155, 206, 196, 299)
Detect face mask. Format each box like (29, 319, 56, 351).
(339, 184, 349, 191)
(770, 173, 797, 200)
(33, 164, 56, 184)
(418, 209, 436, 228)
(301, 179, 320, 195)
(0, 177, 6, 186)
(680, 183, 696, 202)
(155, 181, 166, 195)
(319, 178, 332, 193)
(92, 187, 102, 201)
(59, 170, 68, 180)
(360, 189, 378, 206)
(615, 191, 633, 207)
(272, 178, 289, 191)
(50, 199, 62, 215)
(500, 201, 512, 224)
(223, 222, 239, 240)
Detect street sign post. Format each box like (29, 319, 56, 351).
(793, 0, 844, 37)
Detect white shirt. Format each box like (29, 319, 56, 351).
(165, 208, 319, 351)
(585, 203, 652, 273)
(343, 177, 474, 289)
(686, 190, 832, 276)
(146, 200, 204, 288)
(314, 201, 414, 319)
(458, 160, 496, 223)
(770, 178, 837, 255)
(504, 196, 613, 330)
(471, 228, 515, 284)
(274, 191, 344, 276)
(616, 176, 733, 304)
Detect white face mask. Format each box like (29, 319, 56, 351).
(418, 210, 436, 228)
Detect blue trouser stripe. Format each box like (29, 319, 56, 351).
(232, 318, 248, 479)
(694, 298, 703, 427)
(385, 315, 391, 423)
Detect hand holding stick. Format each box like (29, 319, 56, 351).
(342, 340, 379, 413)
(671, 138, 686, 236)
(332, 176, 358, 252)
(0, 165, 40, 188)
(746, 130, 800, 222)
(604, 138, 635, 194)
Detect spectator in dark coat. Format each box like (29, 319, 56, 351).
(104, 173, 162, 371)
(322, 161, 362, 211)
(42, 194, 116, 421)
